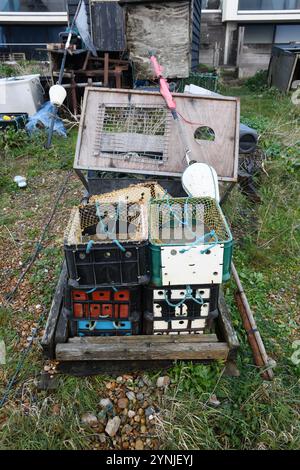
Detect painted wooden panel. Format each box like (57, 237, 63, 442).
(91, 1, 126, 51)
(74, 87, 240, 181)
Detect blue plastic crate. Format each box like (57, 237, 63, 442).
(77, 320, 132, 336)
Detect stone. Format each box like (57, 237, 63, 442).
(136, 392, 144, 401)
(100, 398, 113, 410)
(156, 376, 170, 388)
(208, 394, 221, 407)
(81, 413, 98, 427)
(99, 433, 106, 444)
(122, 424, 133, 434)
(134, 415, 141, 423)
(138, 379, 145, 388)
(128, 410, 136, 418)
(98, 410, 107, 424)
(105, 416, 121, 437)
(135, 439, 144, 450)
(117, 397, 129, 409)
(145, 406, 155, 417)
(126, 391, 136, 401)
(122, 441, 130, 449)
(138, 408, 144, 416)
(142, 375, 153, 387)
(140, 425, 147, 433)
(116, 376, 123, 383)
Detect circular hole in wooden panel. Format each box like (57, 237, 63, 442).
(171, 249, 177, 256)
(79, 253, 86, 260)
(205, 250, 211, 255)
(213, 272, 218, 276)
(158, 291, 164, 296)
(194, 126, 215, 143)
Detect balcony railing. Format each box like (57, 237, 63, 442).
(0, 0, 67, 12)
(238, 0, 300, 10)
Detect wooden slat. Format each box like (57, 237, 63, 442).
(68, 334, 219, 344)
(41, 262, 67, 359)
(74, 87, 240, 182)
(56, 338, 228, 361)
(217, 289, 240, 361)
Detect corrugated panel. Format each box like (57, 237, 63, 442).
(67, 0, 90, 25)
(91, 1, 126, 51)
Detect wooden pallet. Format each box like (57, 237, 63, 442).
(41, 262, 239, 376)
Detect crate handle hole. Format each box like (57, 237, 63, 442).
(213, 272, 218, 276)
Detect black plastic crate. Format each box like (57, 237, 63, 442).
(64, 240, 150, 286)
(87, 171, 187, 197)
(143, 284, 219, 335)
(64, 284, 142, 336)
(0, 113, 28, 131)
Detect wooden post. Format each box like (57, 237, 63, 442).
(104, 52, 109, 87)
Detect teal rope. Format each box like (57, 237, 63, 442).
(179, 230, 216, 254)
(86, 287, 97, 294)
(200, 231, 219, 254)
(164, 286, 204, 309)
(86, 240, 95, 254)
(113, 239, 126, 252)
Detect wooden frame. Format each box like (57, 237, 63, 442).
(41, 268, 239, 376)
(74, 87, 240, 182)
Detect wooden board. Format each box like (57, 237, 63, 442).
(91, 1, 126, 52)
(74, 87, 240, 181)
(41, 262, 67, 359)
(56, 335, 229, 361)
(125, 1, 191, 79)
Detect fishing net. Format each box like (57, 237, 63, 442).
(65, 201, 148, 245)
(149, 197, 232, 246)
(89, 182, 166, 205)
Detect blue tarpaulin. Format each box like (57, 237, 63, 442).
(26, 101, 66, 137)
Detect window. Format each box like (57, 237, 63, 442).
(202, 0, 222, 9)
(0, 0, 66, 12)
(275, 24, 300, 42)
(239, 0, 300, 10)
(244, 24, 275, 43)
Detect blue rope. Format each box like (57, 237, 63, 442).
(86, 240, 94, 254)
(179, 230, 216, 254)
(200, 231, 219, 254)
(164, 286, 204, 309)
(86, 287, 97, 294)
(113, 239, 126, 252)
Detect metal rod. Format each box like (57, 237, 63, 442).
(45, 0, 83, 149)
(231, 262, 274, 380)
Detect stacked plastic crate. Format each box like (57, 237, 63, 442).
(63, 184, 233, 338)
(63, 183, 164, 337)
(144, 196, 233, 336)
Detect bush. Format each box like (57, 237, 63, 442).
(245, 70, 268, 92)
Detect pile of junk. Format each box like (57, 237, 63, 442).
(62, 56, 235, 339)
(40, 54, 274, 380)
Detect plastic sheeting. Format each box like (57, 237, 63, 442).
(26, 101, 67, 137)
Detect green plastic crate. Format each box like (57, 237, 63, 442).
(149, 197, 233, 286)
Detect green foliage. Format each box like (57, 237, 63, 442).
(245, 70, 269, 92)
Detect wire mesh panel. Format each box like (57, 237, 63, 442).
(93, 103, 172, 166)
(65, 201, 148, 245)
(89, 182, 167, 205)
(149, 197, 231, 246)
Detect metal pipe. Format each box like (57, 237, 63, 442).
(231, 262, 275, 380)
